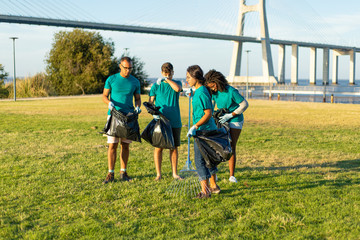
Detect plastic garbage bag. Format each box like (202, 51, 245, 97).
(101, 108, 141, 142)
(141, 102, 175, 149)
(143, 101, 161, 115)
(194, 128, 232, 169)
(213, 108, 231, 132)
(141, 116, 175, 149)
(213, 108, 232, 148)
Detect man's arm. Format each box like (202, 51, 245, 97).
(102, 88, 111, 104)
(134, 93, 141, 108)
(164, 78, 181, 92)
(149, 96, 155, 104)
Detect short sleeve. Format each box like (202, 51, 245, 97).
(135, 80, 141, 94)
(104, 76, 112, 89)
(199, 92, 213, 110)
(231, 88, 245, 104)
(149, 84, 157, 97)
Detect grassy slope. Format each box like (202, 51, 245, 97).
(0, 96, 359, 239)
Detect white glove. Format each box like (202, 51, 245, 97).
(156, 78, 162, 85)
(135, 106, 141, 114)
(187, 125, 198, 137)
(219, 113, 233, 124)
(108, 102, 115, 110)
(153, 115, 160, 120)
(184, 88, 193, 98)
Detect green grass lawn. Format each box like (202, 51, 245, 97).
(1, 96, 359, 239)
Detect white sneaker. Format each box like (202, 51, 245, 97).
(229, 176, 238, 183)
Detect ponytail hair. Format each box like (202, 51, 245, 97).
(187, 65, 211, 96)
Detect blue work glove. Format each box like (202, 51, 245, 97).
(135, 106, 141, 114)
(184, 88, 193, 98)
(108, 102, 115, 111)
(187, 125, 198, 137)
(156, 78, 162, 85)
(219, 113, 233, 124)
(153, 115, 160, 120)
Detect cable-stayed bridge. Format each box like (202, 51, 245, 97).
(1, 0, 359, 86)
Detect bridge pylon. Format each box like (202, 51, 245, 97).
(228, 0, 277, 85)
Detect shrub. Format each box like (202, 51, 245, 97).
(7, 73, 54, 98)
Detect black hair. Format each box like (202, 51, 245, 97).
(120, 56, 132, 63)
(187, 65, 211, 96)
(187, 65, 205, 84)
(204, 69, 229, 92)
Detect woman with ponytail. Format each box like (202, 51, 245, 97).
(186, 65, 220, 199)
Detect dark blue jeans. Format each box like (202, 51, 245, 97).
(194, 141, 218, 181)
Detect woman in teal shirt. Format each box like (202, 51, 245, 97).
(186, 65, 220, 199)
(205, 69, 249, 183)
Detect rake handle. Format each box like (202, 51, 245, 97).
(186, 89, 192, 170)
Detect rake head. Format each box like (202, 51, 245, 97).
(166, 159, 201, 198)
(166, 89, 201, 198)
(165, 173, 201, 198)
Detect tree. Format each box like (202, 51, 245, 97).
(110, 53, 149, 94)
(0, 64, 9, 98)
(0, 64, 8, 81)
(46, 29, 115, 95)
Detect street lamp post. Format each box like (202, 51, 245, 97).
(245, 50, 251, 99)
(10, 37, 18, 101)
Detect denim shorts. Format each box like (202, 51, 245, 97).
(229, 120, 244, 129)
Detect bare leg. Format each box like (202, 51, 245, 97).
(229, 128, 242, 177)
(200, 179, 210, 194)
(108, 143, 118, 170)
(154, 147, 163, 180)
(170, 147, 182, 179)
(120, 142, 130, 172)
(209, 174, 217, 189)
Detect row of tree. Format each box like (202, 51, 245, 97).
(0, 29, 149, 98)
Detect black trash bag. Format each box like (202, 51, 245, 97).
(141, 102, 175, 149)
(101, 108, 141, 142)
(141, 116, 175, 149)
(143, 101, 161, 115)
(193, 128, 232, 169)
(213, 108, 231, 132)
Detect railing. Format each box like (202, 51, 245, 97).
(236, 84, 360, 104)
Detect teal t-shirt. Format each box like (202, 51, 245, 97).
(149, 79, 182, 128)
(212, 85, 245, 122)
(192, 86, 217, 131)
(104, 73, 141, 115)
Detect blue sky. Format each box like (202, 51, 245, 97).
(1, 0, 360, 82)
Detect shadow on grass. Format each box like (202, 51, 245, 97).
(238, 159, 360, 173)
(228, 159, 360, 194)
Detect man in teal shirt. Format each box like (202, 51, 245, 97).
(149, 62, 182, 181)
(102, 57, 141, 184)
